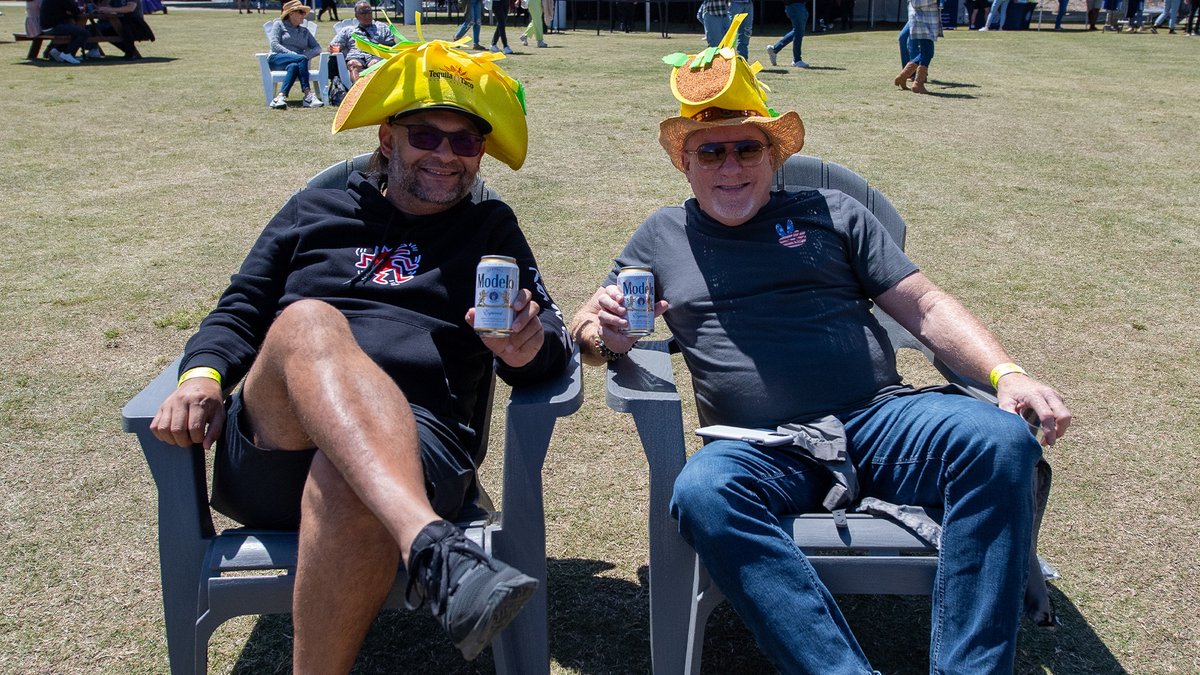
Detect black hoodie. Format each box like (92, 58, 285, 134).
(180, 171, 571, 444)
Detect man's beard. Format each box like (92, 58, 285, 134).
(388, 156, 474, 208)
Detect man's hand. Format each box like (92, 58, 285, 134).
(571, 285, 669, 364)
(466, 288, 545, 368)
(150, 377, 226, 450)
(995, 374, 1072, 446)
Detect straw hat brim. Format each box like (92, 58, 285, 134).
(281, 1, 312, 17)
(658, 111, 805, 172)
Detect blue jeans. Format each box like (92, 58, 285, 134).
(1153, 0, 1180, 27)
(730, 1, 753, 59)
(898, 20, 911, 65)
(1055, 0, 1069, 27)
(700, 10, 731, 47)
(454, 0, 483, 43)
(987, 0, 1010, 27)
(773, 2, 809, 64)
(268, 52, 311, 95)
(908, 37, 934, 66)
(670, 391, 1042, 673)
(45, 22, 90, 57)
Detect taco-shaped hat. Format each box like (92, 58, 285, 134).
(332, 16, 529, 170)
(659, 14, 804, 172)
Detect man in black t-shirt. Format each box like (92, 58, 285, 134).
(571, 48, 1072, 673)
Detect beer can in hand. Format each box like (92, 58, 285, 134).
(475, 255, 519, 336)
(618, 266, 655, 337)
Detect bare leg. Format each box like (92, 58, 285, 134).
(240, 299, 440, 671)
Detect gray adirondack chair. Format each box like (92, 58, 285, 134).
(604, 155, 1053, 674)
(123, 154, 583, 674)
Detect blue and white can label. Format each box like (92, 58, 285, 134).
(618, 266, 655, 337)
(475, 255, 518, 336)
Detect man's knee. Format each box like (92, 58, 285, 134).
(273, 299, 349, 339)
(670, 443, 760, 536)
(262, 299, 360, 366)
(957, 406, 1043, 486)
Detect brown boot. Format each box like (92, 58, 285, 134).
(894, 62, 918, 90)
(912, 65, 930, 94)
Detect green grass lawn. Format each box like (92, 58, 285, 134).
(1, 6, 1197, 673)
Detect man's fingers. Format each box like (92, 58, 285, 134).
(203, 406, 226, 451)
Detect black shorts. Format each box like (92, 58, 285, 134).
(210, 390, 477, 530)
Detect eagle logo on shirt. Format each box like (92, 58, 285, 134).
(776, 220, 808, 248)
(354, 244, 421, 286)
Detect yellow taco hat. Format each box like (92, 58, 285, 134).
(332, 15, 528, 170)
(659, 14, 804, 172)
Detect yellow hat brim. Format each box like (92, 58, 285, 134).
(332, 39, 528, 170)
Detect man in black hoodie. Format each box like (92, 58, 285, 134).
(150, 42, 569, 671)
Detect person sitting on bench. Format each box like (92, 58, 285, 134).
(38, 0, 86, 63)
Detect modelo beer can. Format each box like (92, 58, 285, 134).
(475, 255, 519, 336)
(618, 266, 655, 337)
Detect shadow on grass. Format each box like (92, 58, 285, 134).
(926, 79, 979, 89)
(226, 563, 1124, 674)
(15, 56, 178, 67)
(760, 66, 849, 74)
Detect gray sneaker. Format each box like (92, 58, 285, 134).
(792, 59, 810, 68)
(765, 44, 777, 66)
(302, 91, 324, 108)
(270, 93, 287, 109)
(405, 520, 539, 661)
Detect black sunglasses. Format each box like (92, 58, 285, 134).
(390, 123, 485, 157)
(355, 8, 372, 13)
(685, 140, 770, 169)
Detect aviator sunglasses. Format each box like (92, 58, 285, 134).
(389, 122, 486, 158)
(685, 140, 771, 169)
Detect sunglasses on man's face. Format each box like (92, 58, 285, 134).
(390, 123, 485, 157)
(685, 140, 770, 170)
(355, 8, 371, 13)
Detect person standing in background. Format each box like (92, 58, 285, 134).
(518, 0, 548, 49)
(698, 0, 731, 47)
(765, 0, 810, 68)
(730, 0, 753, 59)
(894, 0, 940, 94)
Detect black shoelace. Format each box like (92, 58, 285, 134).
(404, 532, 492, 616)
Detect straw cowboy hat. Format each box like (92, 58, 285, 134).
(331, 17, 529, 170)
(280, 0, 311, 18)
(658, 14, 805, 172)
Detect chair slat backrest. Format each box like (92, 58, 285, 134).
(773, 156, 906, 250)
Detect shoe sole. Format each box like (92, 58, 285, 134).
(455, 573, 539, 661)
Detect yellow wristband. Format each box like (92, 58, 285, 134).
(989, 362, 1026, 389)
(178, 367, 222, 388)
